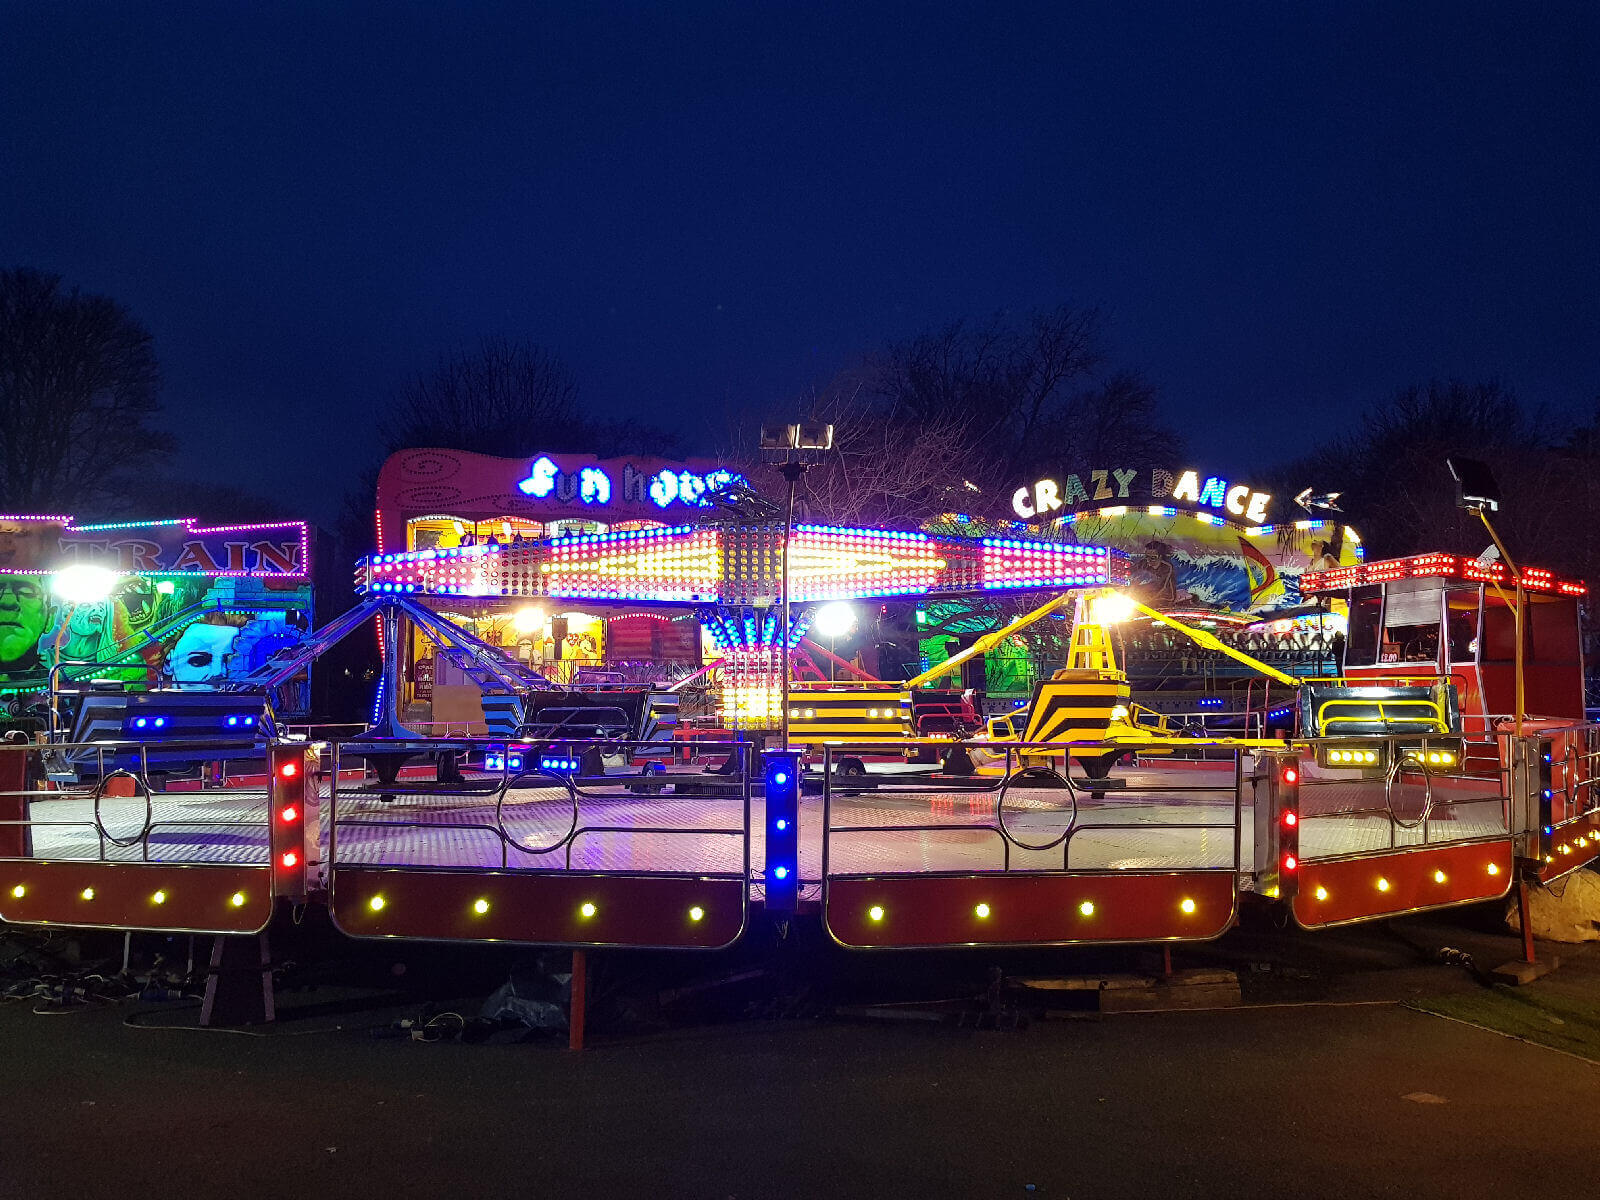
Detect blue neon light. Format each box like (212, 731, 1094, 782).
(517, 455, 559, 497)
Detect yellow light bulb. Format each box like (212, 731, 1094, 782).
(1180, 897, 1196, 914)
(1078, 900, 1095, 917)
(579, 901, 597, 918)
(473, 898, 490, 915)
(368, 895, 386, 911)
(688, 906, 705, 922)
(1433, 870, 1446, 884)
(1315, 886, 1329, 901)
(974, 902, 991, 918)
(230, 892, 246, 907)
(8, 884, 23, 899)
(1376, 878, 1390, 892)
(80, 887, 95, 901)
(152, 890, 167, 904)
(868, 905, 885, 922)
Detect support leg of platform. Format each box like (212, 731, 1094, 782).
(1161, 945, 1173, 979)
(568, 949, 588, 1051)
(1518, 880, 1537, 965)
(200, 934, 274, 1027)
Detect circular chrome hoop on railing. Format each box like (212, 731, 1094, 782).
(90, 768, 156, 848)
(492, 770, 580, 855)
(995, 763, 1079, 852)
(1384, 752, 1434, 831)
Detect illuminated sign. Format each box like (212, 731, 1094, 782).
(1012, 468, 1140, 519)
(1010, 466, 1274, 523)
(517, 456, 744, 510)
(1170, 471, 1270, 523)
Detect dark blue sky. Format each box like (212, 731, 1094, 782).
(4, 1, 1597, 527)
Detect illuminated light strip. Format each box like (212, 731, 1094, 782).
(1303, 553, 1585, 596)
(787, 527, 943, 601)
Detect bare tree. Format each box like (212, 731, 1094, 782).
(731, 304, 1181, 525)
(1269, 379, 1592, 580)
(379, 336, 679, 460)
(379, 336, 583, 456)
(0, 267, 170, 513)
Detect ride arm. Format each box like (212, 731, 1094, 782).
(668, 657, 725, 692)
(1124, 597, 1299, 688)
(799, 637, 880, 681)
(223, 596, 387, 690)
(904, 593, 1075, 688)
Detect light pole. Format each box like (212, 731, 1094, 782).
(1448, 458, 1523, 736)
(759, 422, 834, 747)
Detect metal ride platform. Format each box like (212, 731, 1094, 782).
(4, 724, 1586, 954)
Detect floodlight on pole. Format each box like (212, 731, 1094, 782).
(813, 601, 856, 639)
(1448, 457, 1521, 735)
(759, 422, 835, 747)
(51, 564, 121, 606)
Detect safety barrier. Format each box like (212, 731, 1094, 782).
(1280, 732, 1514, 929)
(5, 722, 1590, 951)
(819, 742, 1244, 948)
(323, 737, 752, 949)
(0, 739, 303, 935)
(1526, 721, 1600, 881)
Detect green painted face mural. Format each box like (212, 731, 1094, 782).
(0, 574, 50, 674)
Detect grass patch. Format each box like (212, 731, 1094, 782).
(1408, 985, 1600, 1062)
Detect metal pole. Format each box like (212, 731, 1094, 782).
(779, 465, 803, 750)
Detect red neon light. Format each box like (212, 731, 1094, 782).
(1302, 553, 1585, 596)
(1283, 810, 1298, 827)
(1282, 767, 1299, 785)
(279, 805, 299, 823)
(1282, 854, 1299, 872)
(280, 850, 299, 868)
(279, 761, 299, 779)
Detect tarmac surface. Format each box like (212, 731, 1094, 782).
(3, 903, 1597, 1199)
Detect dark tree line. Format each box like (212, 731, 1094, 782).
(1267, 379, 1600, 587)
(734, 304, 1182, 525)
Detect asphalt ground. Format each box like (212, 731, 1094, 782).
(3, 901, 1598, 1199)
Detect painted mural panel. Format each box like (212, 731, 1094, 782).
(1058, 511, 1359, 615)
(0, 517, 313, 712)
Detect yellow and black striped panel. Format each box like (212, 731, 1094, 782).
(787, 688, 912, 745)
(1021, 675, 1130, 744)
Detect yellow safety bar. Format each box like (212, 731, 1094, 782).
(1315, 697, 1448, 737)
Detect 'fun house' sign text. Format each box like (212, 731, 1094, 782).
(1012, 468, 1272, 524)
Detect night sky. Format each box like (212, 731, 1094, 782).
(4, 2, 1597, 527)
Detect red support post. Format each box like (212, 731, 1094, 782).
(568, 949, 588, 1051)
(0, 745, 28, 859)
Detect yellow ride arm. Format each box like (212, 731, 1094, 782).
(1124, 597, 1300, 688)
(904, 593, 1076, 688)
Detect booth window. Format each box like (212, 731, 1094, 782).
(1444, 587, 1480, 665)
(1346, 586, 1383, 665)
(1377, 579, 1442, 665)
